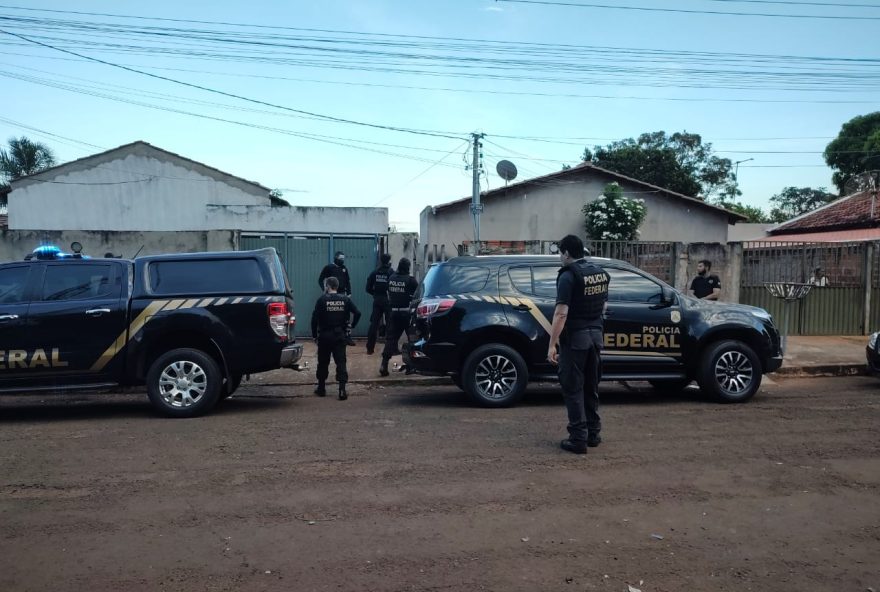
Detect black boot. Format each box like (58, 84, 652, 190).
(379, 360, 389, 377)
(338, 382, 348, 400)
(587, 432, 602, 447)
(560, 439, 587, 454)
(314, 381, 326, 397)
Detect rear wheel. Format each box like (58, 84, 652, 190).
(462, 344, 528, 407)
(697, 340, 762, 403)
(146, 348, 222, 417)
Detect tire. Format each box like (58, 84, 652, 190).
(462, 344, 528, 407)
(220, 374, 243, 400)
(648, 378, 692, 393)
(146, 348, 222, 417)
(697, 340, 762, 403)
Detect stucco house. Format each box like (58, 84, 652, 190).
(420, 162, 745, 258)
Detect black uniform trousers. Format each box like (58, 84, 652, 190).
(557, 327, 602, 443)
(366, 298, 390, 352)
(381, 310, 410, 362)
(316, 329, 348, 383)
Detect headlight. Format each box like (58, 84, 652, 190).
(870, 333, 879, 350)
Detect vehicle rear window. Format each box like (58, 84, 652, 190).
(148, 259, 270, 295)
(421, 264, 490, 296)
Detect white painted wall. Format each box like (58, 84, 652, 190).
(9, 150, 388, 235)
(421, 172, 733, 252)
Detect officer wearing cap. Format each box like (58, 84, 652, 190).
(311, 276, 361, 400)
(380, 257, 418, 377)
(547, 235, 610, 455)
(365, 253, 394, 355)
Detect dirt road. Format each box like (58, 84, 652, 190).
(1, 376, 878, 591)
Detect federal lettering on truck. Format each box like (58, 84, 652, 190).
(604, 326, 682, 349)
(0, 348, 69, 370)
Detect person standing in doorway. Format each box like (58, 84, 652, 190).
(380, 258, 418, 377)
(365, 253, 393, 355)
(689, 260, 722, 300)
(809, 267, 829, 287)
(547, 235, 610, 455)
(311, 276, 361, 400)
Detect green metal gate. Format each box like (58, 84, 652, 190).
(740, 241, 866, 335)
(240, 234, 379, 337)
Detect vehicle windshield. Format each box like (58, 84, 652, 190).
(420, 264, 490, 297)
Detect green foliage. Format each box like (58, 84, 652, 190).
(583, 182, 647, 241)
(824, 112, 880, 194)
(0, 136, 56, 186)
(767, 186, 837, 223)
(581, 131, 737, 199)
(717, 200, 770, 223)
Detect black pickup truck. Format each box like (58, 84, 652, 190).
(0, 244, 302, 417)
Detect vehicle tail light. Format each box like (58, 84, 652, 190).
(416, 298, 456, 319)
(268, 302, 292, 340)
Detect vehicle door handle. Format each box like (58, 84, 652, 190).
(85, 308, 111, 317)
(0, 314, 19, 321)
(513, 304, 532, 311)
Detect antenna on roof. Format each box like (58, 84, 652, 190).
(496, 160, 518, 187)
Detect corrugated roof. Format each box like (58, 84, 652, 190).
(770, 190, 875, 234)
(431, 162, 746, 223)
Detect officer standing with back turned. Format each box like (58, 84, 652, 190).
(318, 251, 355, 345)
(311, 276, 361, 400)
(365, 253, 393, 355)
(380, 258, 418, 377)
(547, 235, 610, 455)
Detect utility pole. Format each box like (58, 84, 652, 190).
(470, 132, 485, 255)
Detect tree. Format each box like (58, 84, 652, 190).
(0, 136, 57, 186)
(717, 200, 770, 223)
(824, 112, 880, 194)
(581, 131, 738, 199)
(583, 182, 646, 241)
(767, 186, 837, 223)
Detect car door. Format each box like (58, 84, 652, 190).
(601, 266, 684, 377)
(0, 264, 36, 386)
(502, 264, 560, 375)
(26, 262, 127, 384)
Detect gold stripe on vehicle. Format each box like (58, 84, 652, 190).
(162, 299, 186, 311)
(232, 297, 243, 304)
(602, 350, 682, 358)
(90, 300, 167, 372)
(198, 298, 214, 308)
(519, 297, 553, 334)
(249, 297, 258, 303)
(181, 299, 201, 309)
(215, 297, 229, 306)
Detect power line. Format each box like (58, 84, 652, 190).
(0, 28, 466, 141)
(496, 0, 880, 20)
(705, 0, 880, 8)
(0, 115, 106, 150)
(373, 141, 470, 206)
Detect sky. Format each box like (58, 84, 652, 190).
(0, 0, 878, 233)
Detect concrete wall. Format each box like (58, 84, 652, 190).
(728, 223, 773, 242)
(421, 171, 732, 254)
(675, 242, 742, 303)
(9, 151, 388, 234)
(386, 232, 420, 275)
(0, 230, 237, 263)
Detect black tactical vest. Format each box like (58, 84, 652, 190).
(373, 265, 393, 299)
(387, 273, 418, 309)
(316, 293, 350, 331)
(560, 259, 610, 331)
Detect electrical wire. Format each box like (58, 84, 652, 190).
(0, 28, 467, 141)
(496, 0, 880, 20)
(372, 140, 469, 206)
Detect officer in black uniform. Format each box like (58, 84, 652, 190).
(689, 259, 721, 301)
(318, 251, 355, 345)
(318, 251, 352, 295)
(547, 235, 610, 455)
(365, 253, 393, 355)
(380, 257, 418, 377)
(311, 276, 361, 400)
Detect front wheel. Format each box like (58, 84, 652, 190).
(462, 344, 528, 407)
(146, 348, 222, 417)
(697, 340, 762, 403)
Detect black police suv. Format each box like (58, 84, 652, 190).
(866, 332, 880, 375)
(0, 244, 303, 417)
(403, 255, 783, 407)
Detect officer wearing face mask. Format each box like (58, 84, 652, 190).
(319, 251, 352, 296)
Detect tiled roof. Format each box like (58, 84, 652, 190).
(759, 228, 880, 243)
(771, 191, 876, 234)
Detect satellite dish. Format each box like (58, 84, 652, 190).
(496, 160, 518, 182)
